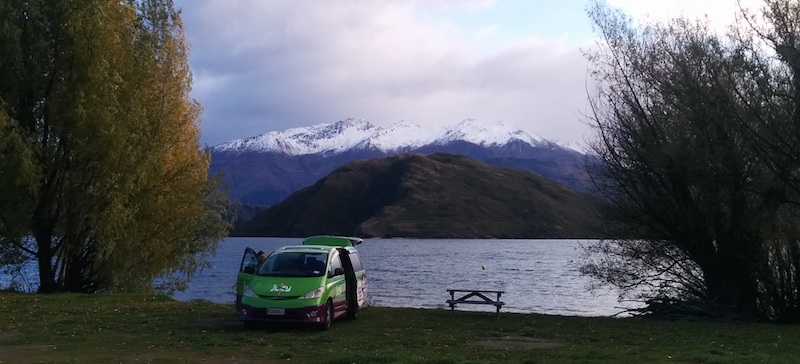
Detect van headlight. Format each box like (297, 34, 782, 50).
(243, 285, 258, 298)
(299, 287, 324, 299)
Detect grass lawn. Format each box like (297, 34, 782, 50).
(0, 292, 797, 363)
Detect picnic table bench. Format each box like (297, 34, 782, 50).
(446, 289, 505, 318)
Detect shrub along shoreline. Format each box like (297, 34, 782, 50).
(0, 292, 797, 363)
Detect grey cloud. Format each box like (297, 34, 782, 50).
(177, 0, 594, 147)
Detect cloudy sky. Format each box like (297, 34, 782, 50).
(174, 0, 758, 148)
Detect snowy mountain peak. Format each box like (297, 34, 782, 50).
(212, 118, 375, 155)
(352, 120, 441, 152)
(436, 119, 547, 147)
(212, 118, 557, 155)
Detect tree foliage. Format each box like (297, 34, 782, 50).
(0, 0, 229, 293)
(582, 0, 800, 322)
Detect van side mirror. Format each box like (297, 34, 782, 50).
(244, 266, 255, 274)
(334, 268, 344, 276)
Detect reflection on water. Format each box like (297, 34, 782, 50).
(172, 237, 639, 317)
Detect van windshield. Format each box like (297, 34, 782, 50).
(257, 252, 329, 277)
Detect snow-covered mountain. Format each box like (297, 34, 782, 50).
(209, 118, 592, 206)
(212, 118, 559, 155)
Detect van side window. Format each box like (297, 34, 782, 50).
(329, 252, 343, 275)
(349, 252, 363, 271)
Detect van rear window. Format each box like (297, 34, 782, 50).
(349, 252, 363, 271)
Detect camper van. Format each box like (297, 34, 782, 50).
(235, 236, 367, 329)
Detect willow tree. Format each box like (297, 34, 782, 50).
(581, 0, 800, 321)
(0, 0, 229, 293)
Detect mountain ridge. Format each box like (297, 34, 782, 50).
(209, 118, 594, 206)
(211, 118, 577, 155)
(234, 153, 604, 239)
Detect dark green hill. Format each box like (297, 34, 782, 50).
(234, 153, 605, 238)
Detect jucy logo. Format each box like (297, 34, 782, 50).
(270, 283, 292, 295)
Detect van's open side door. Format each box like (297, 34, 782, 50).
(337, 248, 359, 319)
(236, 247, 259, 311)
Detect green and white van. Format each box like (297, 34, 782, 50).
(235, 236, 368, 329)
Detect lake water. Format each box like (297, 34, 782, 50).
(173, 237, 637, 317)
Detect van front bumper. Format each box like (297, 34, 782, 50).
(239, 303, 327, 324)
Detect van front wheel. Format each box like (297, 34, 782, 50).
(320, 300, 334, 330)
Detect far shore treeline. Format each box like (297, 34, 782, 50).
(6, 0, 800, 324)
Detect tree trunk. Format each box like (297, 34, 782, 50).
(35, 237, 56, 293)
(704, 257, 759, 317)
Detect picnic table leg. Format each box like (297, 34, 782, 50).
(495, 292, 502, 319)
(449, 290, 454, 313)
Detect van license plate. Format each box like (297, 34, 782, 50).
(266, 308, 285, 315)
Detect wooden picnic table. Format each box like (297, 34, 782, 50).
(446, 289, 505, 318)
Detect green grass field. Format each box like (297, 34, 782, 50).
(0, 292, 797, 363)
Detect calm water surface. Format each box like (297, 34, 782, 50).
(173, 237, 636, 317)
